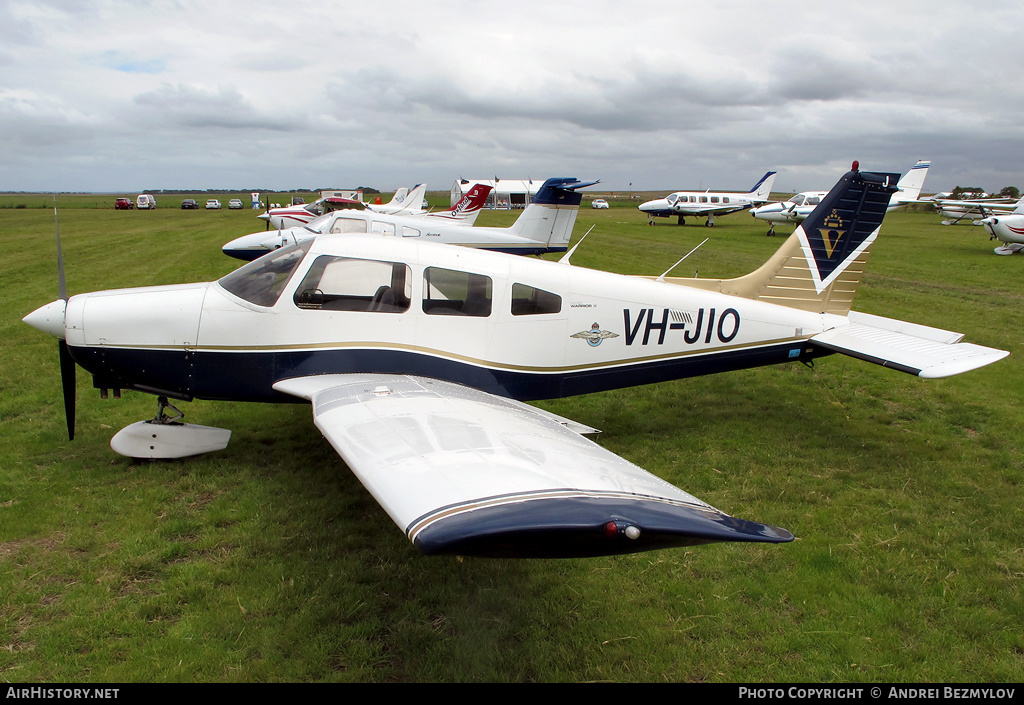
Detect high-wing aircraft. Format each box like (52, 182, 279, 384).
(637, 171, 777, 226)
(750, 160, 931, 235)
(23, 164, 1007, 559)
(930, 195, 1024, 226)
(222, 178, 591, 261)
(259, 184, 430, 230)
(978, 201, 1024, 254)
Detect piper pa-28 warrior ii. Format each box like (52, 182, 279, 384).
(638, 171, 777, 226)
(223, 178, 592, 261)
(750, 160, 931, 235)
(24, 164, 1007, 559)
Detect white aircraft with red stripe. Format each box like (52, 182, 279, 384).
(979, 199, 1024, 254)
(23, 164, 1007, 558)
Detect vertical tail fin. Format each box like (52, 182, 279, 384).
(384, 184, 428, 215)
(892, 160, 930, 203)
(748, 171, 778, 202)
(424, 184, 494, 225)
(508, 178, 599, 248)
(666, 164, 899, 315)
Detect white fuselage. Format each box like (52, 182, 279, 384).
(979, 213, 1024, 254)
(61, 235, 838, 405)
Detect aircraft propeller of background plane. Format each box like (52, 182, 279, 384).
(23, 164, 1007, 558)
(637, 171, 777, 227)
(750, 160, 931, 235)
(222, 178, 593, 261)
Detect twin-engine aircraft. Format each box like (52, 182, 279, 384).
(222, 178, 595, 261)
(750, 160, 931, 235)
(259, 184, 429, 229)
(637, 171, 777, 226)
(23, 165, 1007, 558)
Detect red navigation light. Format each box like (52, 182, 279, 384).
(852, 160, 859, 172)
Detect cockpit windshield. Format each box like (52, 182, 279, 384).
(790, 194, 806, 206)
(218, 241, 313, 307)
(666, 193, 679, 206)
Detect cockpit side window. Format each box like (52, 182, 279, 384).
(293, 256, 410, 313)
(422, 267, 492, 317)
(218, 241, 312, 307)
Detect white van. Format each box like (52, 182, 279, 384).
(136, 194, 157, 209)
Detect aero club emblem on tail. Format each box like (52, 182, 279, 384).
(797, 162, 899, 294)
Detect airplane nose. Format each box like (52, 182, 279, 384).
(23, 299, 67, 339)
(257, 212, 271, 222)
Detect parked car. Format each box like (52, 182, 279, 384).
(181, 199, 199, 210)
(228, 199, 244, 209)
(136, 194, 157, 209)
(205, 199, 222, 210)
(591, 198, 610, 209)
(114, 198, 134, 210)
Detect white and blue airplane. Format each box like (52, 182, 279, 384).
(750, 160, 931, 235)
(223, 178, 595, 261)
(638, 171, 777, 227)
(979, 199, 1024, 254)
(23, 164, 1007, 558)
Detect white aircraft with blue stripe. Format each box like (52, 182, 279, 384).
(638, 171, 777, 226)
(24, 164, 1007, 558)
(750, 160, 930, 235)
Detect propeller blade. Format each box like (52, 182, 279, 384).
(54, 195, 75, 440)
(59, 340, 76, 440)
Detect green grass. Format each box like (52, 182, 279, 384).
(1, 196, 1021, 682)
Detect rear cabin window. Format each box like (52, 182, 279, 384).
(218, 241, 312, 307)
(422, 267, 492, 317)
(293, 256, 410, 313)
(329, 218, 368, 234)
(511, 283, 561, 316)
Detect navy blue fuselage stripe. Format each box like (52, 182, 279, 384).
(71, 343, 832, 403)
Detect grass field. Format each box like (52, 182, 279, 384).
(1, 194, 1021, 683)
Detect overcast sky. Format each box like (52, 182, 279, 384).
(3, 0, 1023, 195)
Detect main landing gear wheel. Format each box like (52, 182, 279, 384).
(109, 396, 232, 459)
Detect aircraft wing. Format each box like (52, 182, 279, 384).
(273, 374, 793, 558)
(810, 311, 1009, 379)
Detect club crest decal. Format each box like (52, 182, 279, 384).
(571, 323, 619, 347)
(818, 210, 846, 258)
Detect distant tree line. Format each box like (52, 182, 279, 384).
(951, 185, 1020, 200)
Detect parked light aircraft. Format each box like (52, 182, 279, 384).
(23, 164, 1007, 558)
(259, 184, 430, 229)
(223, 178, 591, 261)
(979, 201, 1024, 254)
(637, 171, 777, 226)
(750, 160, 931, 235)
(930, 195, 1024, 226)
